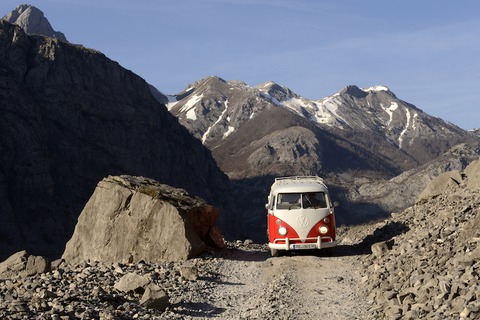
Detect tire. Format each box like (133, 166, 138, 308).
(270, 248, 279, 257)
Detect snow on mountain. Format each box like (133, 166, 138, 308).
(470, 128, 480, 136)
(256, 81, 346, 128)
(255, 82, 430, 150)
(168, 76, 474, 175)
(202, 99, 231, 143)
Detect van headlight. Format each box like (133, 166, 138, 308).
(319, 226, 329, 235)
(278, 226, 288, 236)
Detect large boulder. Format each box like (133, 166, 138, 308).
(62, 176, 223, 264)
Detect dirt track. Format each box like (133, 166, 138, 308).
(184, 246, 369, 320)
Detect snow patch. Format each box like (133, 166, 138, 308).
(181, 93, 204, 120)
(382, 102, 398, 126)
(363, 85, 390, 92)
(186, 107, 197, 120)
(223, 126, 235, 138)
(411, 112, 418, 131)
(166, 95, 178, 111)
(202, 99, 230, 144)
(398, 108, 411, 148)
(320, 98, 349, 127)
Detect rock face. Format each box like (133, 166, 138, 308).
(62, 176, 223, 264)
(359, 160, 480, 319)
(0, 20, 231, 260)
(2, 4, 67, 41)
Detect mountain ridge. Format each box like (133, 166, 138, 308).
(168, 76, 474, 173)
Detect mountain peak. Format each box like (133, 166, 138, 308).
(339, 85, 368, 98)
(339, 84, 396, 99)
(256, 81, 296, 102)
(2, 4, 67, 41)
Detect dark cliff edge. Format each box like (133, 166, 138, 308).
(0, 21, 233, 260)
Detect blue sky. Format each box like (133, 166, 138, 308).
(1, 0, 479, 130)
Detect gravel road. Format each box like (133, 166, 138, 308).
(1, 241, 372, 319)
(164, 242, 370, 320)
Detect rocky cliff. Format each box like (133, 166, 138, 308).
(0, 20, 231, 260)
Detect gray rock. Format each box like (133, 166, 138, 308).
(371, 241, 390, 257)
(139, 283, 170, 311)
(62, 176, 222, 264)
(0, 250, 50, 278)
(114, 272, 150, 293)
(180, 265, 199, 281)
(25, 254, 50, 276)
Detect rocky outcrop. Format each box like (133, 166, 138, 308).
(2, 4, 66, 41)
(62, 176, 223, 264)
(0, 20, 231, 260)
(359, 160, 480, 319)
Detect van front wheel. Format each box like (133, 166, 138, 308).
(270, 248, 279, 257)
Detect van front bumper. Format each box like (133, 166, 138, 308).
(268, 236, 336, 251)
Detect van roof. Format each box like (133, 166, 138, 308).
(270, 176, 328, 194)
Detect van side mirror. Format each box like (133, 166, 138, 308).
(333, 201, 340, 207)
(265, 204, 269, 209)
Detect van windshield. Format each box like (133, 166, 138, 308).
(276, 192, 327, 210)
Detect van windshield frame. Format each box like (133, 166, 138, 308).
(276, 192, 327, 210)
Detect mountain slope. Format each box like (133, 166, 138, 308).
(0, 20, 231, 259)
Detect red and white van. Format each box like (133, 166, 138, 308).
(266, 176, 337, 257)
